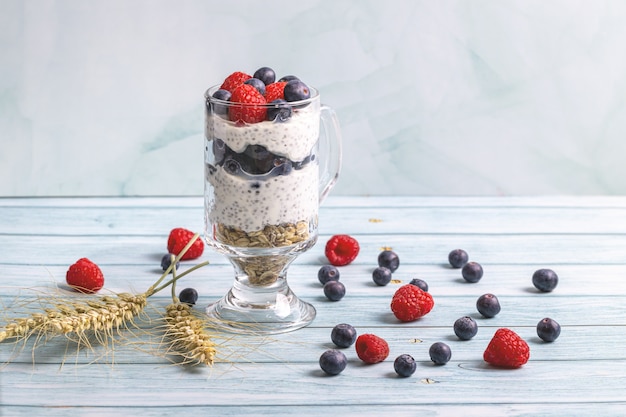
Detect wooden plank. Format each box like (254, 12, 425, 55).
(4, 204, 626, 235)
(1, 360, 625, 407)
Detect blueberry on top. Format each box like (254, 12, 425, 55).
(318, 265, 340, 285)
(253, 67, 276, 85)
(244, 78, 266, 96)
(284, 79, 311, 102)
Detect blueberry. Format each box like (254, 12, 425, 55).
(377, 250, 400, 272)
(244, 78, 266, 95)
(537, 317, 561, 342)
(223, 158, 242, 175)
(429, 342, 452, 365)
(409, 278, 428, 292)
(253, 66, 276, 85)
(331, 323, 357, 348)
(532, 268, 559, 292)
(278, 75, 299, 83)
(448, 249, 469, 268)
(476, 293, 501, 318)
(319, 349, 347, 376)
(394, 354, 417, 377)
(267, 99, 292, 122)
(453, 316, 478, 340)
(372, 267, 392, 286)
(212, 139, 227, 164)
(462, 261, 483, 283)
(323, 281, 345, 301)
(318, 265, 340, 285)
(179, 288, 198, 305)
(160, 253, 180, 273)
(284, 79, 311, 102)
(210, 89, 231, 115)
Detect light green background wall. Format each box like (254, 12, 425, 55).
(2, 0, 626, 196)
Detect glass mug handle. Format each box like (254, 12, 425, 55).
(318, 104, 342, 203)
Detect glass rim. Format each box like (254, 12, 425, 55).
(204, 84, 319, 107)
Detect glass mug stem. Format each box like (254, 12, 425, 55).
(204, 86, 341, 334)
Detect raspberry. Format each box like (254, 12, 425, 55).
(264, 81, 287, 103)
(66, 258, 104, 294)
(219, 71, 252, 92)
(228, 84, 267, 124)
(483, 328, 530, 368)
(355, 334, 389, 364)
(324, 234, 360, 266)
(167, 227, 204, 260)
(390, 284, 434, 322)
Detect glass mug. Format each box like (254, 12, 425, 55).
(203, 85, 342, 334)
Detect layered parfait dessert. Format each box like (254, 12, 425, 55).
(204, 68, 321, 284)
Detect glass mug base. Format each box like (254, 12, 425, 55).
(205, 282, 316, 334)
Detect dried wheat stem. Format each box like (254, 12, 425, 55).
(163, 302, 216, 366)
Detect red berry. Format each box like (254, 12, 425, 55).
(167, 227, 204, 260)
(219, 71, 252, 92)
(390, 284, 434, 322)
(324, 234, 360, 266)
(228, 84, 267, 124)
(355, 334, 389, 364)
(66, 258, 104, 294)
(483, 328, 530, 368)
(264, 81, 287, 103)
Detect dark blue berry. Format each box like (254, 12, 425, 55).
(244, 78, 266, 95)
(394, 354, 417, 377)
(278, 75, 299, 83)
(462, 261, 483, 283)
(161, 253, 180, 273)
(267, 99, 292, 122)
(318, 265, 340, 285)
(453, 316, 478, 340)
(319, 349, 347, 375)
(476, 293, 501, 318)
(331, 323, 357, 348)
(323, 281, 345, 301)
(372, 267, 392, 286)
(284, 79, 311, 102)
(179, 288, 198, 305)
(429, 342, 452, 365)
(253, 67, 276, 85)
(448, 249, 469, 268)
(210, 89, 231, 115)
(378, 250, 400, 272)
(532, 268, 559, 292)
(409, 278, 428, 292)
(537, 317, 561, 342)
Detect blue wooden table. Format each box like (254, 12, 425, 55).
(1, 196, 626, 416)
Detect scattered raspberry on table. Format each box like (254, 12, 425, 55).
(355, 333, 389, 364)
(483, 328, 530, 368)
(66, 258, 104, 294)
(324, 234, 360, 266)
(167, 228, 204, 260)
(390, 284, 434, 322)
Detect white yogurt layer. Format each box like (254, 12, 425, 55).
(209, 103, 320, 162)
(207, 162, 319, 232)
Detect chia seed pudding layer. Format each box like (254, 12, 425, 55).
(205, 101, 321, 247)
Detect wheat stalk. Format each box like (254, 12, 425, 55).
(162, 302, 216, 366)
